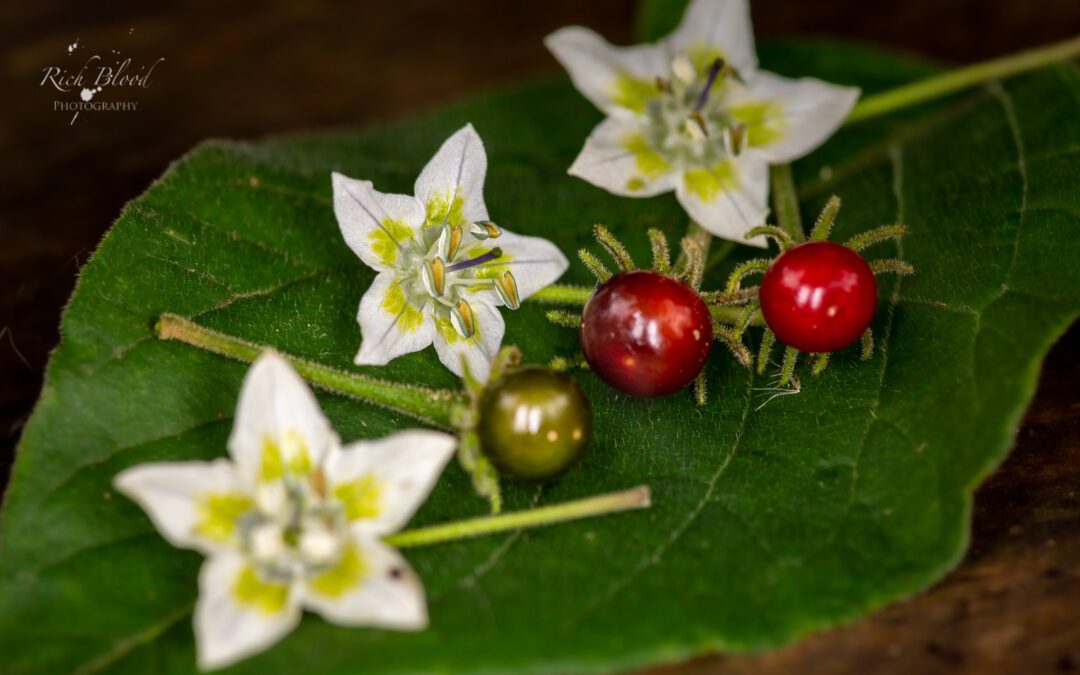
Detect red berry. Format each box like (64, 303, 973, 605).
(759, 241, 878, 353)
(580, 270, 712, 397)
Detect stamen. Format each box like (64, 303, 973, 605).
(723, 123, 746, 155)
(447, 246, 503, 272)
(450, 299, 476, 339)
(671, 55, 696, 84)
(655, 76, 671, 93)
(250, 522, 285, 562)
(470, 221, 502, 240)
(685, 111, 708, 140)
(299, 527, 340, 565)
(448, 276, 501, 289)
(441, 224, 463, 261)
(421, 257, 446, 297)
(694, 58, 725, 110)
(493, 271, 520, 310)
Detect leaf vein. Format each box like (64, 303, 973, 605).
(804, 143, 909, 560)
(570, 367, 756, 623)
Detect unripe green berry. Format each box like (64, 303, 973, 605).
(477, 367, 591, 481)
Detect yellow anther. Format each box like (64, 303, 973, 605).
(494, 271, 520, 310)
(450, 299, 476, 339)
(445, 225, 463, 261)
(471, 221, 502, 240)
(421, 257, 446, 297)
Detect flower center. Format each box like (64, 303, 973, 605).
(642, 54, 746, 168)
(239, 473, 349, 582)
(397, 219, 520, 339)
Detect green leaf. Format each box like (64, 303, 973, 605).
(2, 43, 1078, 674)
(636, 0, 690, 42)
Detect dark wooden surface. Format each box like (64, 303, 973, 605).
(1, 2, 1077, 673)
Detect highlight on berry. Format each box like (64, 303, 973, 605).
(535, 196, 913, 404)
(727, 195, 913, 386)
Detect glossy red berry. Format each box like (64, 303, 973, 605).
(580, 270, 713, 397)
(759, 241, 878, 353)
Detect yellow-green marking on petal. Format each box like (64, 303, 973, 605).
(333, 474, 383, 521)
(623, 133, 670, 178)
(424, 191, 466, 229)
(437, 311, 482, 345)
(381, 282, 425, 334)
(369, 218, 414, 266)
(686, 44, 725, 75)
(281, 430, 312, 475)
(261, 437, 284, 482)
(259, 432, 312, 481)
(611, 72, 656, 113)
(436, 316, 460, 345)
(194, 493, 253, 543)
(729, 100, 787, 147)
(308, 545, 369, 598)
(234, 565, 290, 614)
(684, 161, 737, 202)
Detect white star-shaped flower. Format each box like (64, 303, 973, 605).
(332, 124, 569, 382)
(546, 0, 860, 246)
(114, 352, 457, 671)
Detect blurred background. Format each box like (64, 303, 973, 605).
(1, 1, 1078, 673)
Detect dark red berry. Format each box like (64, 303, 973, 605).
(759, 241, 878, 353)
(580, 270, 713, 397)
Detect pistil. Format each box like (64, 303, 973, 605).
(693, 58, 725, 111)
(447, 247, 503, 272)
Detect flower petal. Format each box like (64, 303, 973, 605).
(545, 26, 667, 116)
(475, 229, 569, 301)
(727, 71, 860, 163)
(675, 153, 770, 247)
(113, 459, 248, 555)
(302, 535, 428, 630)
(324, 430, 456, 535)
(413, 124, 489, 231)
(228, 352, 339, 486)
(568, 117, 680, 198)
(432, 297, 504, 382)
(354, 271, 435, 367)
(195, 552, 302, 671)
(666, 0, 758, 78)
(332, 173, 425, 271)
